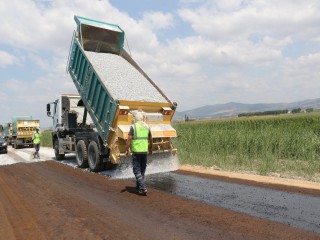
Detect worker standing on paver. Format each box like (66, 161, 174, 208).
(32, 127, 41, 158)
(126, 112, 152, 196)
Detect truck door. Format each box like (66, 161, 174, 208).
(53, 98, 61, 129)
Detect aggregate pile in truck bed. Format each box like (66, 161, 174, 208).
(84, 51, 168, 103)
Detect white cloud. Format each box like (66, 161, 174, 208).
(0, 51, 18, 68)
(214, 0, 244, 11)
(166, 36, 282, 66)
(0, 0, 132, 53)
(0, 72, 78, 125)
(178, 0, 320, 42)
(141, 11, 174, 30)
(28, 54, 50, 70)
(0, 0, 163, 126)
(0, 0, 319, 123)
(282, 52, 320, 83)
(5, 79, 25, 92)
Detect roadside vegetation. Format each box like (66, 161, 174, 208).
(40, 131, 52, 147)
(173, 112, 320, 181)
(40, 113, 320, 181)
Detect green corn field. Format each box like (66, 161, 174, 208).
(40, 131, 52, 147)
(40, 113, 320, 180)
(173, 113, 320, 180)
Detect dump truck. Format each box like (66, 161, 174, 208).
(12, 116, 40, 149)
(3, 123, 13, 145)
(47, 15, 177, 172)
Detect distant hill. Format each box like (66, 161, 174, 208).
(174, 98, 320, 120)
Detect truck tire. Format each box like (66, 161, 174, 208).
(88, 141, 103, 172)
(54, 139, 65, 160)
(76, 140, 88, 168)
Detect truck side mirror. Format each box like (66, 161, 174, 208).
(47, 104, 51, 117)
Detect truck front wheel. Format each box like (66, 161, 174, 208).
(88, 141, 103, 172)
(76, 140, 88, 168)
(54, 139, 65, 160)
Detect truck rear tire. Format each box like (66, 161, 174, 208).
(88, 141, 103, 172)
(54, 139, 65, 160)
(76, 140, 88, 168)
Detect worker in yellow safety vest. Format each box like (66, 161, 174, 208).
(126, 112, 152, 196)
(32, 127, 41, 158)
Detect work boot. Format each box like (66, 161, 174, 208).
(138, 189, 147, 196)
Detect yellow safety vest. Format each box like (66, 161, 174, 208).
(33, 132, 40, 144)
(131, 122, 149, 153)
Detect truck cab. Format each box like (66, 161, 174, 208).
(48, 94, 94, 131)
(47, 94, 105, 171)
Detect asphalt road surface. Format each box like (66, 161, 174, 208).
(0, 147, 319, 240)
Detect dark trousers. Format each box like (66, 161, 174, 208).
(132, 153, 147, 190)
(34, 144, 40, 157)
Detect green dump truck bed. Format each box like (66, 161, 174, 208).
(67, 16, 174, 143)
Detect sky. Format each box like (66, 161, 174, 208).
(0, 0, 320, 127)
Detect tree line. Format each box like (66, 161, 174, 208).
(238, 108, 314, 117)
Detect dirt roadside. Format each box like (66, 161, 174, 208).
(0, 161, 319, 240)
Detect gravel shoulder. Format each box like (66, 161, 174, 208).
(179, 165, 320, 196)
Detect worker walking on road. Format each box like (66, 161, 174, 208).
(32, 127, 41, 158)
(126, 112, 152, 196)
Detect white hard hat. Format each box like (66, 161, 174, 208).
(135, 112, 144, 121)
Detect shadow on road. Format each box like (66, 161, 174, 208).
(120, 186, 146, 196)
